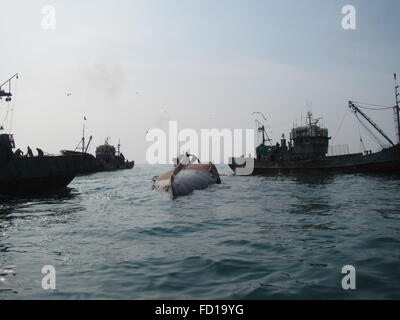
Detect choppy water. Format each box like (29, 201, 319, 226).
(1, 165, 400, 299)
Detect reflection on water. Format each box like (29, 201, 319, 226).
(291, 174, 336, 186)
(289, 202, 335, 216)
(0, 188, 80, 217)
(1, 187, 77, 203)
(0, 187, 84, 297)
(0, 188, 83, 250)
(286, 174, 337, 216)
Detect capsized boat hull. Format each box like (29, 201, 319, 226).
(153, 162, 221, 199)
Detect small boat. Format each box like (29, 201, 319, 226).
(61, 133, 135, 175)
(153, 154, 221, 199)
(95, 139, 135, 171)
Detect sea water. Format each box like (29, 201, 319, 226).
(1, 165, 400, 299)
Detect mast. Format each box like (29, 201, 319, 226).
(255, 120, 272, 146)
(73, 118, 89, 153)
(349, 101, 395, 147)
(307, 111, 312, 127)
(260, 125, 266, 145)
(81, 116, 88, 153)
(394, 73, 400, 144)
(82, 123, 85, 154)
(252, 112, 272, 146)
(0, 73, 19, 133)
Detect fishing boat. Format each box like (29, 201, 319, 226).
(153, 154, 221, 199)
(95, 138, 135, 171)
(0, 74, 83, 195)
(61, 130, 134, 175)
(229, 74, 400, 175)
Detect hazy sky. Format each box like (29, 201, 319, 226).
(1, 0, 399, 163)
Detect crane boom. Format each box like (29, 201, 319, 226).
(0, 73, 19, 89)
(349, 101, 395, 147)
(85, 136, 93, 153)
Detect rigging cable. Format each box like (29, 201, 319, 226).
(351, 101, 392, 109)
(0, 96, 6, 127)
(0, 99, 3, 122)
(332, 108, 349, 142)
(355, 113, 385, 149)
(356, 105, 393, 111)
(1, 101, 10, 129)
(355, 115, 365, 153)
(8, 77, 18, 133)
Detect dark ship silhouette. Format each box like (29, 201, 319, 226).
(229, 74, 400, 175)
(0, 74, 84, 195)
(61, 133, 134, 175)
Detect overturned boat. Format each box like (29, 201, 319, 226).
(153, 154, 221, 199)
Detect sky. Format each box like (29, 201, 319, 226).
(0, 0, 399, 163)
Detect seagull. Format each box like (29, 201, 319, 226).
(67, 93, 72, 96)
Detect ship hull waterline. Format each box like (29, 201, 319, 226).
(0, 154, 86, 195)
(0, 175, 76, 195)
(229, 145, 400, 175)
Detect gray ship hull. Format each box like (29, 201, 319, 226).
(60, 150, 135, 175)
(0, 155, 83, 195)
(229, 145, 400, 175)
